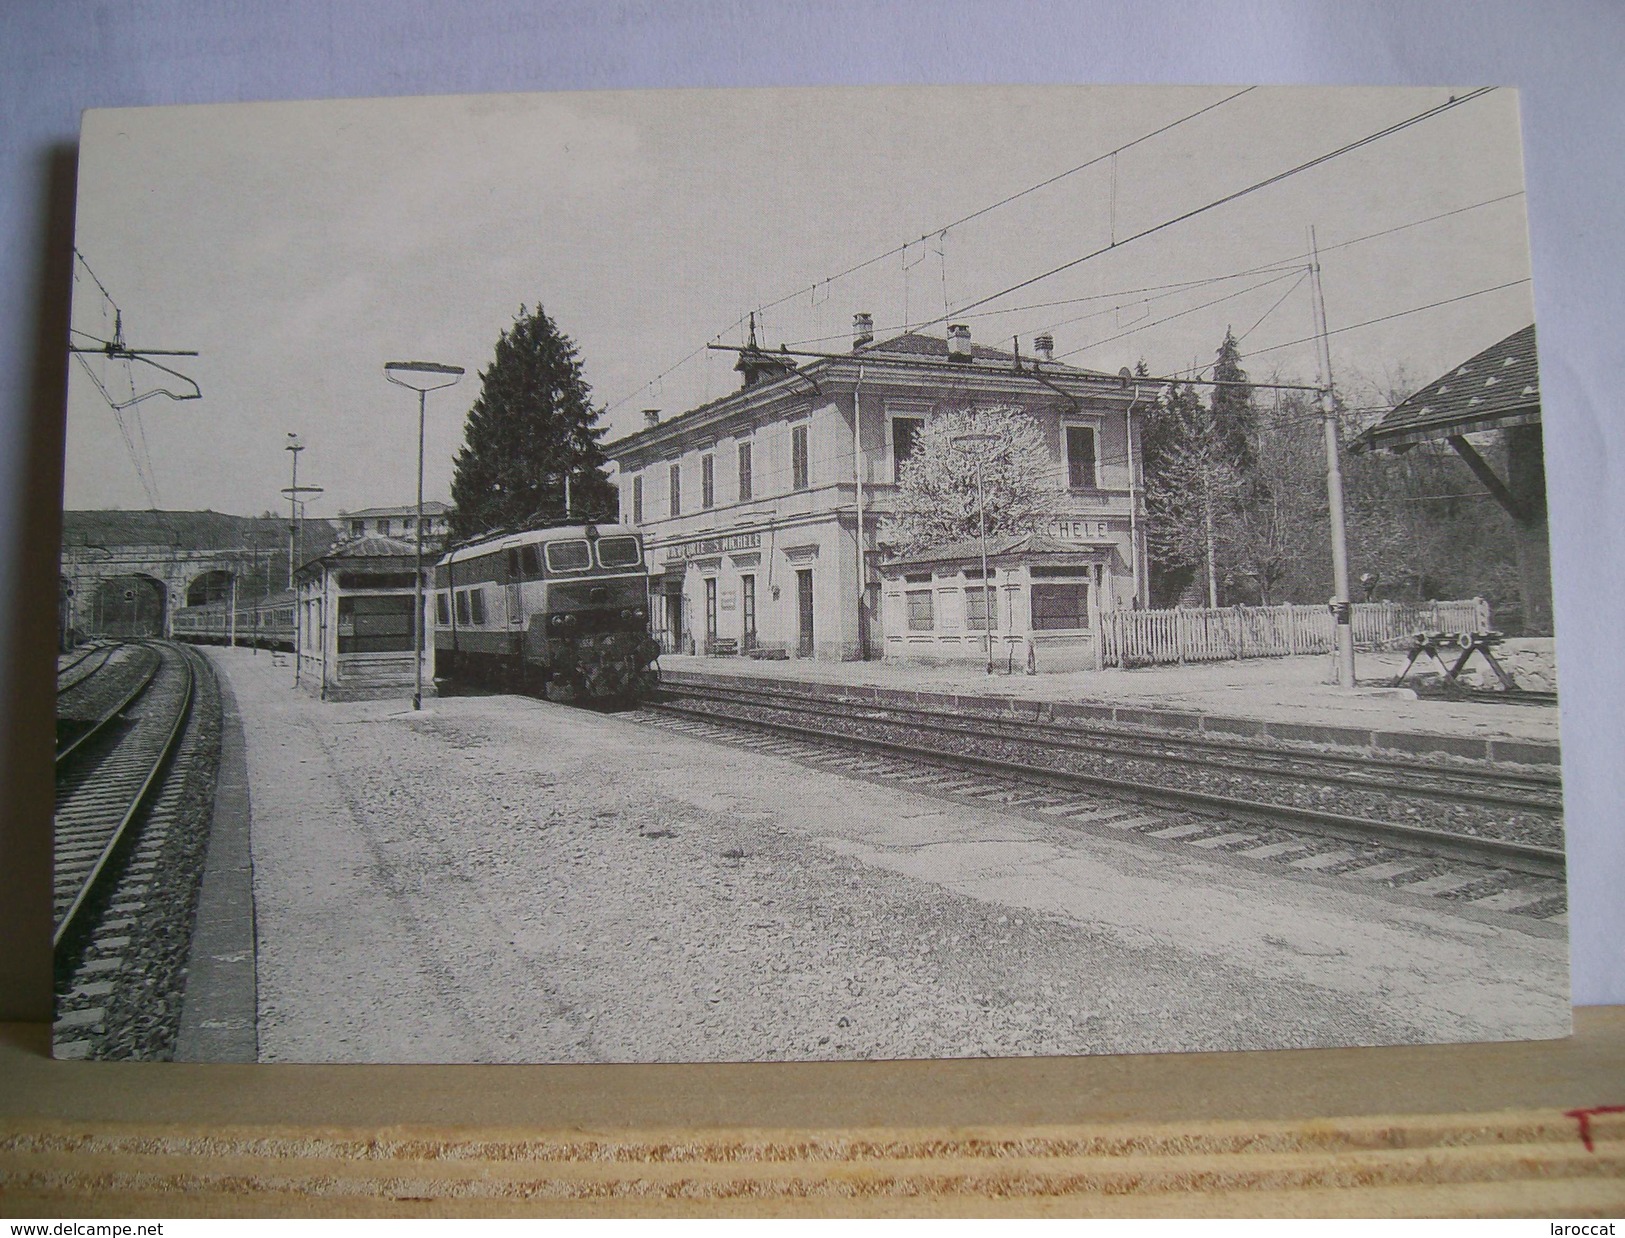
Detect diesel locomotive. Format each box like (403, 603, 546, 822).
(433, 522, 660, 701)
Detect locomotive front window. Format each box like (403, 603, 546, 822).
(545, 540, 592, 572)
(520, 545, 541, 577)
(595, 536, 641, 568)
(455, 590, 471, 625)
(436, 592, 451, 626)
(469, 587, 487, 625)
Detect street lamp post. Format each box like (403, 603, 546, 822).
(283, 433, 324, 690)
(952, 432, 999, 676)
(385, 360, 465, 710)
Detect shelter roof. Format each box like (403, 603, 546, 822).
(296, 535, 422, 579)
(883, 531, 1104, 571)
(1354, 324, 1540, 452)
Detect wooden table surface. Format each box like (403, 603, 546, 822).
(2, 1011, 1622, 1216)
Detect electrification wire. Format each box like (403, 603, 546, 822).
(785, 187, 1522, 352)
(607, 88, 1256, 417)
(754, 87, 1257, 323)
(1054, 269, 1305, 360)
(924, 88, 1497, 329)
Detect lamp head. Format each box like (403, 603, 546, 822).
(385, 360, 465, 393)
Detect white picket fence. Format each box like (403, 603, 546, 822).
(1097, 598, 1489, 668)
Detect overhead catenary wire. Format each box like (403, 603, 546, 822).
(606, 88, 1257, 418)
(783, 187, 1523, 352)
(919, 88, 1497, 330)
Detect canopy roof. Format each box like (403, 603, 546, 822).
(1353, 324, 1539, 453)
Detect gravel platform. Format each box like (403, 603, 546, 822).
(211, 649, 1569, 1064)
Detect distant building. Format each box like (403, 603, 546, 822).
(336, 501, 453, 545)
(604, 319, 1148, 665)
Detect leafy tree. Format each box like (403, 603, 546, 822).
(882, 405, 1068, 556)
(449, 305, 617, 541)
(1144, 391, 1246, 608)
(1219, 392, 1323, 605)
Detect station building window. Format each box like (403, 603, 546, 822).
(791, 424, 809, 491)
(1066, 425, 1098, 490)
(964, 575, 1000, 631)
(632, 475, 643, 524)
(737, 441, 753, 501)
(669, 462, 681, 517)
(339, 594, 416, 653)
(701, 453, 715, 509)
(891, 416, 924, 481)
(1031, 566, 1092, 630)
(905, 576, 934, 632)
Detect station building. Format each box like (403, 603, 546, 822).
(604, 318, 1150, 666)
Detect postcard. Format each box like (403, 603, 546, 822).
(55, 85, 1564, 1062)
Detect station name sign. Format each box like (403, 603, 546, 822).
(674, 532, 762, 560)
(1050, 518, 1115, 542)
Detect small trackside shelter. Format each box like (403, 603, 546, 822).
(878, 531, 1117, 671)
(1351, 324, 1551, 634)
(293, 534, 432, 700)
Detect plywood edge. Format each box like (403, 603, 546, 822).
(3, 1106, 1622, 1217)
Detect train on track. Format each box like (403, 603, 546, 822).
(170, 589, 297, 651)
(168, 523, 661, 703)
(434, 522, 660, 701)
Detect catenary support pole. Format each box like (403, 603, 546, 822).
(1310, 228, 1357, 688)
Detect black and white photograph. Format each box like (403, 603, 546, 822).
(53, 83, 1567, 1064)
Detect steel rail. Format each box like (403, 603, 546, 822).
(53, 644, 198, 953)
(57, 643, 110, 685)
(55, 646, 162, 768)
(659, 679, 1563, 802)
(646, 697, 1566, 879)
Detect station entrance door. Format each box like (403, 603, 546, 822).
(796, 569, 814, 657)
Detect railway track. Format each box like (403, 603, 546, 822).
(638, 684, 1566, 922)
(57, 642, 116, 692)
(53, 641, 197, 953)
(56, 643, 161, 766)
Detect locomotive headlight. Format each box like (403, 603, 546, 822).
(620, 608, 631, 619)
(633, 607, 645, 620)
(551, 614, 564, 627)
(565, 614, 578, 627)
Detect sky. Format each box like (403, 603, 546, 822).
(63, 84, 1535, 520)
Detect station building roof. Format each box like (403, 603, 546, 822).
(606, 330, 1119, 459)
(1353, 324, 1539, 453)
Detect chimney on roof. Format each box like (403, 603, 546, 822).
(1033, 334, 1055, 363)
(852, 312, 874, 350)
(642, 409, 661, 428)
(947, 323, 972, 363)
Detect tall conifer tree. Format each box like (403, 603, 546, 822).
(1210, 326, 1257, 474)
(449, 305, 617, 540)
